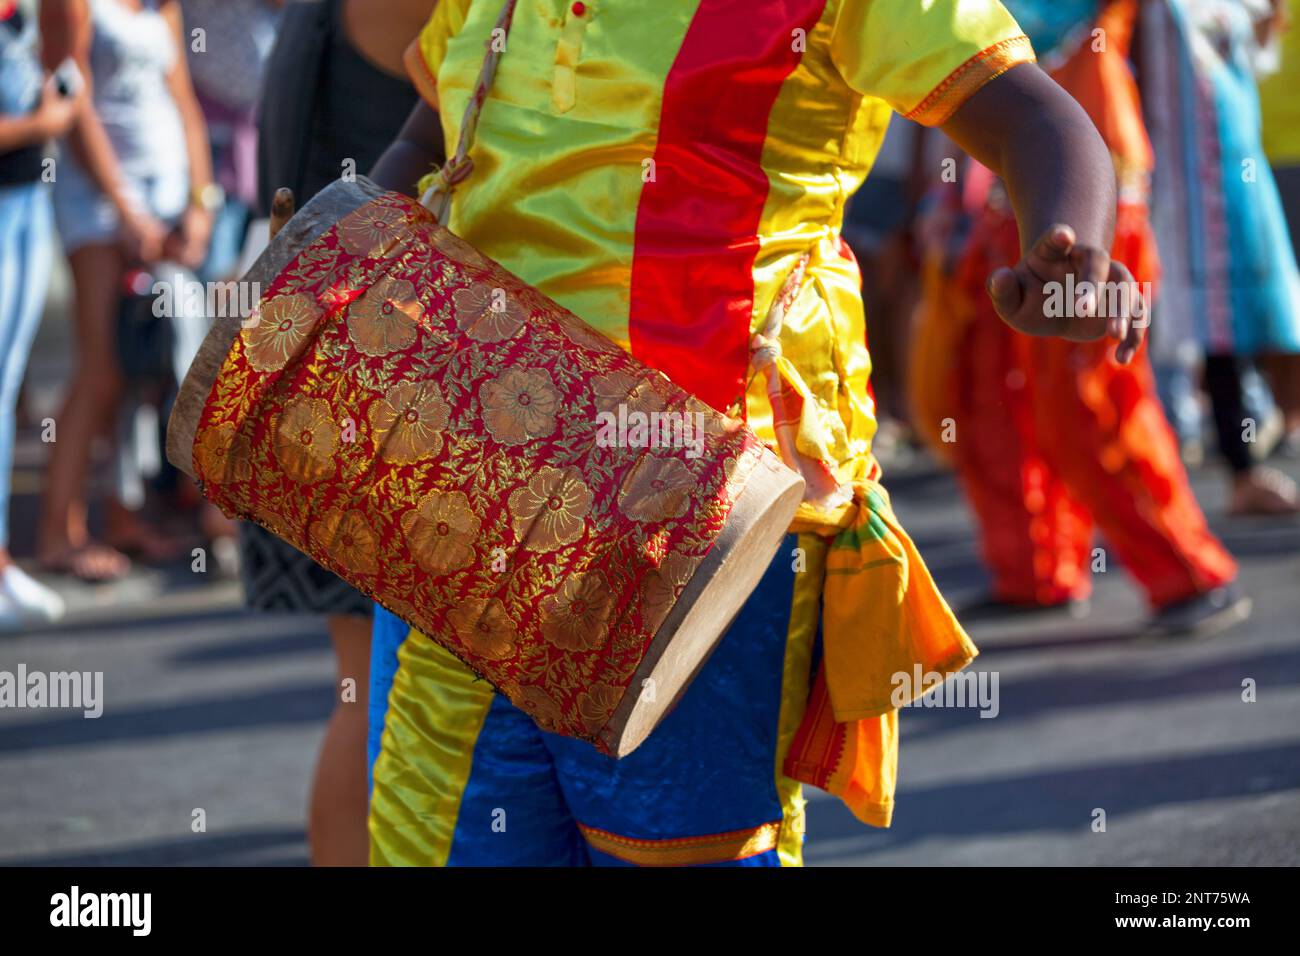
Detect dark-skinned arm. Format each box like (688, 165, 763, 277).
(370, 100, 446, 198)
(369, 63, 1142, 358)
(940, 61, 1144, 363)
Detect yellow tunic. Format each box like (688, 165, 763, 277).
(378, 0, 1035, 849)
(407, 0, 1033, 479)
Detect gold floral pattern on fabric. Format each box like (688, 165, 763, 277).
(402, 491, 481, 575)
(309, 508, 380, 576)
(592, 370, 665, 416)
(194, 422, 253, 484)
(453, 284, 526, 342)
(348, 275, 422, 356)
(480, 367, 560, 444)
(504, 682, 565, 733)
(508, 465, 592, 552)
(369, 380, 451, 464)
(448, 597, 518, 661)
(245, 293, 322, 372)
(556, 309, 624, 355)
(337, 201, 413, 257)
(577, 681, 622, 736)
(618, 455, 694, 522)
(273, 398, 339, 482)
(540, 571, 614, 652)
(191, 192, 764, 746)
(640, 549, 701, 619)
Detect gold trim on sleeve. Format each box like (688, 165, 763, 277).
(904, 34, 1037, 127)
(404, 37, 441, 111)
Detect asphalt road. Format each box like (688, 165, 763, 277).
(1, 454, 1297, 867)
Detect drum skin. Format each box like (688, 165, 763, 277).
(169, 178, 803, 756)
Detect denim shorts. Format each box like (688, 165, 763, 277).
(51, 155, 188, 254)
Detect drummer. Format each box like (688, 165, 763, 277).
(364, 0, 1144, 866)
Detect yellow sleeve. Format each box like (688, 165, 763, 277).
(830, 0, 1036, 127)
(402, 0, 475, 111)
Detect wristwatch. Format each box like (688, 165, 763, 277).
(190, 182, 224, 213)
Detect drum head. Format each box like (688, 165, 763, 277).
(599, 456, 804, 756)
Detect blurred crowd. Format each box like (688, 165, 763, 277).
(0, 0, 433, 867)
(852, 0, 1300, 503)
(851, 0, 1300, 621)
(0, 0, 1295, 618)
(0, 0, 281, 623)
(0, 0, 1299, 863)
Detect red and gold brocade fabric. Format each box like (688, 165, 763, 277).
(192, 192, 765, 747)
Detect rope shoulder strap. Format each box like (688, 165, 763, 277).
(419, 0, 520, 224)
(415, 0, 832, 512)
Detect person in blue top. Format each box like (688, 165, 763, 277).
(0, 0, 78, 629)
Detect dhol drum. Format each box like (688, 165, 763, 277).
(167, 177, 804, 757)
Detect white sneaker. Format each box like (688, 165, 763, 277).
(0, 565, 66, 625)
(0, 589, 26, 633)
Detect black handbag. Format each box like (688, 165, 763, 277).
(115, 268, 176, 383)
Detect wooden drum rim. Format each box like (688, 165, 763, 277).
(166, 177, 390, 478)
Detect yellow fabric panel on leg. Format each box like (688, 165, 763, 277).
(773, 532, 826, 867)
(368, 630, 496, 866)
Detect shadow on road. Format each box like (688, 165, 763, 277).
(808, 740, 1300, 858)
(4, 828, 308, 867)
(165, 627, 327, 666)
(0, 681, 333, 753)
(897, 644, 1298, 743)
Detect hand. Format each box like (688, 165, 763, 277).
(117, 204, 169, 265)
(1256, 1, 1287, 47)
(34, 75, 78, 140)
(986, 223, 1147, 364)
(164, 206, 212, 270)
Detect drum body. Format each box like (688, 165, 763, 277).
(168, 178, 803, 757)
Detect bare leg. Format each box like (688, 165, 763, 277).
(1261, 352, 1300, 435)
(37, 243, 130, 581)
(103, 497, 188, 562)
(308, 612, 372, 866)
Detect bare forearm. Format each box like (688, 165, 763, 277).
(942, 62, 1116, 253)
(938, 62, 1143, 358)
(158, 2, 210, 196)
(370, 100, 446, 197)
(178, 95, 212, 192)
(0, 113, 50, 153)
(67, 105, 135, 213)
(38, 0, 88, 70)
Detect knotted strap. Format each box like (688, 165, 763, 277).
(752, 244, 977, 722)
(748, 247, 851, 510)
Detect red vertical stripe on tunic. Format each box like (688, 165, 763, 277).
(629, 0, 827, 414)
